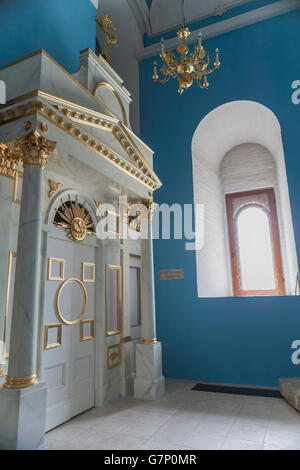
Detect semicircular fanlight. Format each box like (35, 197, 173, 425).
(54, 194, 96, 242)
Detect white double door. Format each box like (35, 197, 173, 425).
(42, 235, 97, 431)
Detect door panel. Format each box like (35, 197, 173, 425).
(42, 236, 96, 431)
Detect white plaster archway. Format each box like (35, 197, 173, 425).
(192, 100, 299, 298)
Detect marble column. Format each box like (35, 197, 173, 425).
(120, 239, 135, 396)
(0, 145, 20, 381)
(0, 131, 56, 450)
(134, 200, 165, 400)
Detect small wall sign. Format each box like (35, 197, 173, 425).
(159, 269, 184, 280)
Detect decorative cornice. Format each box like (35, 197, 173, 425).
(136, 0, 300, 60)
(0, 142, 22, 178)
(0, 92, 161, 190)
(13, 131, 57, 170)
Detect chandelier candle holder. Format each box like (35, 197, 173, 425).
(153, 27, 220, 95)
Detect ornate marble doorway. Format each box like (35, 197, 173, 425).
(42, 234, 97, 431)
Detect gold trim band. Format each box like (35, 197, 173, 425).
(140, 338, 157, 345)
(3, 373, 39, 389)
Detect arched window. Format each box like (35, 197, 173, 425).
(226, 189, 285, 296)
(192, 101, 299, 298)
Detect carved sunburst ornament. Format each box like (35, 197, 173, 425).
(54, 195, 96, 242)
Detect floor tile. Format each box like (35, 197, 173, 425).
(184, 431, 225, 450)
(45, 379, 300, 451)
(227, 418, 268, 444)
(264, 429, 300, 450)
(221, 438, 262, 450)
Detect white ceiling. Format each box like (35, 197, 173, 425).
(149, 0, 251, 35)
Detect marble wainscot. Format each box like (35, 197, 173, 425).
(0, 48, 164, 449)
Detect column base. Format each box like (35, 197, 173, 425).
(134, 342, 165, 400)
(0, 382, 47, 450)
(121, 341, 135, 397)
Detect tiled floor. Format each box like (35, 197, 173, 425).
(46, 379, 300, 450)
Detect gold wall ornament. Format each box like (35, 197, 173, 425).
(139, 199, 158, 220)
(56, 278, 87, 326)
(0, 368, 5, 378)
(0, 142, 21, 178)
(12, 171, 23, 204)
(105, 264, 122, 337)
(93, 198, 103, 215)
(80, 319, 95, 342)
(48, 257, 65, 281)
(107, 344, 121, 369)
(95, 13, 119, 63)
(48, 179, 63, 198)
(3, 373, 39, 389)
(82, 262, 96, 283)
(40, 122, 48, 133)
(44, 324, 62, 350)
(105, 209, 120, 236)
(54, 194, 96, 242)
(13, 130, 56, 170)
(153, 27, 220, 94)
(24, 120, 32, 131)
(3, 250, 17, 360)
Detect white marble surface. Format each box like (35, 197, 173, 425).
(45, 378, 300, 450)
(0, 175, 15, 360)
(134, 343, 165, 400)
(7, 166, 43, 379)
(140, 221, 156, 339)
(0, 382, 47, 450)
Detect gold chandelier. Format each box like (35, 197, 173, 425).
(152, 27, 220, 95)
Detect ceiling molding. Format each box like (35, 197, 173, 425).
(136, 0, 300, 60)
(149, 0, 250, 36)
(126, 0, 151, 38)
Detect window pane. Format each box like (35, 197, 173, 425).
(236, 207, 276, 291)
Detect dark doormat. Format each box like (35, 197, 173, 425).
(192, 382, 282, 398)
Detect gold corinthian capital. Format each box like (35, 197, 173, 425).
(13, 130, 57, 170)
(0, 142, 22, 178)
(142, 199, 158, 220)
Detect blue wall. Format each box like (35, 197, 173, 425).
(140, 11, 300, 387)
(0, 0, 96, 73)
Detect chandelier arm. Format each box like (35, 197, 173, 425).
(204, 65, 218, 75)
(193, 71, 203, 81)
(165, 56, 179, 69)
(195, 78, 205, 89)
(154, 75, 171, 84)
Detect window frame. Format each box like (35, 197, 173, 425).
(226, 188, 285, 296)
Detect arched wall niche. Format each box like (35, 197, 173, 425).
(191, 100, 299, 298)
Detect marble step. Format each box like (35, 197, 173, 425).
(279, 378, 300, 412)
